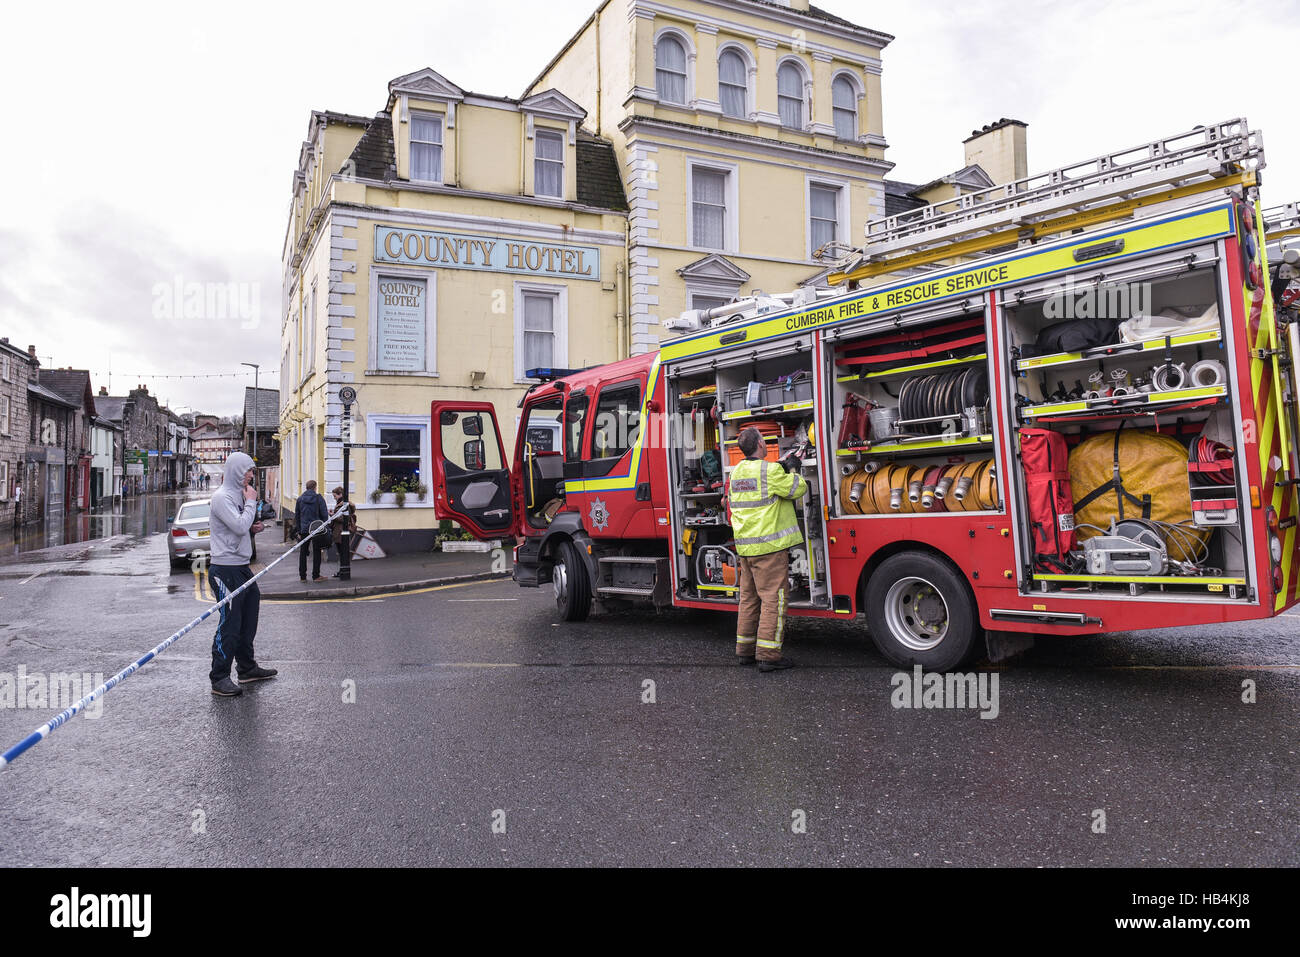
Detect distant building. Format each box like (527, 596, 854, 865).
(243, 387, 280, 467)
(0, 339, 37, 525)
(188, 420, 241, 467)
(38, 368, 98, 510)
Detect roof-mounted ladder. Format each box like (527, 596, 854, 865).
(830, 119, 1265, 284)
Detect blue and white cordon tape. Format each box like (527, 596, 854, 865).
(0, 513, 344, 769)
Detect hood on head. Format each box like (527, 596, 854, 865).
(222, 451, 255, 491)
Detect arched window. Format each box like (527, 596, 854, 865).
(777, 61, 805, 129)
(833, 75, 858, 140)
(656, 35, 687, 104)
(718, 49, 748, 118)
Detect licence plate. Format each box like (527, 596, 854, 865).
(196, 529, 209, 537)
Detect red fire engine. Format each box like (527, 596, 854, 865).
(429, 119, 1300, 670)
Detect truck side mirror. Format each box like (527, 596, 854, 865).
(464, 439, 485, 470)
(462, 415, 483, 437)
(439, 411, 458, 427)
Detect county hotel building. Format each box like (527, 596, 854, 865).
(280, 0, 892, 550)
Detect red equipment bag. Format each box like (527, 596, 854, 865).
(1018, 427, 1077, 571)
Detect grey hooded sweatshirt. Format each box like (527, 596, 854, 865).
(209, 451, 257, 566)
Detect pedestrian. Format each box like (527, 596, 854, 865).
(329, 486, 356, 577)
(295, 480, 330, 582)
(207, 451, 277, 697)
(725, 426, 808, 672)
(12, 482, 21, 528)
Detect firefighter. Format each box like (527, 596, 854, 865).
(727, 426, 808, 672)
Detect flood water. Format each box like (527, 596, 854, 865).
(0, 491, 209, 557)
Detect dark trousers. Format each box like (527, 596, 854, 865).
(299, 537, 326, 578)
(209, 564, 260, 683)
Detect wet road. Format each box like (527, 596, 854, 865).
(0, 528, 1296, 866)
(0, 491, 206, 557)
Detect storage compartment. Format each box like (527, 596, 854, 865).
(999, 259, 1253, 598)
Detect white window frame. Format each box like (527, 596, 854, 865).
(305, 283, 316, 376)
(831, 71, 863, 142)
(1, 355, 10, 382)
(365, 413, 433, 508)
(367, 265, 438, 377)
(689, 291, 734, 313)
(513, 281, 569, 383)
(687, 158, 740, 253)
(716, 44, 753, 120)
(0, 461, 7, 500)
(776, 56, 810, 131)
(533, 128, 565, 199)
(0, 395, 9, 436)
(409, 111, 444, 184)
(805, 174, 851, 260)
(653, 28, 695, 106)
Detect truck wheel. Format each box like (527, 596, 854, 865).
(553, 540, 592, 622)
(865, 552, 979, 671)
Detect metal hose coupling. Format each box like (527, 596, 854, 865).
(935, 474, 954, 498)
(954, 476, 974, 501)
(889, 485, 904, 510)
(908, 477, 923, 502)
(849, 478, 866, 503)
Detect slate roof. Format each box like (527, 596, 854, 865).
(347, 113, 396, 182)
(94, 396, 128, 422)
(883, 179, 927, 217)
(38, 369, 96, 415)
(243, 387, 280, 432)
(576, 129, 628, 211)
(28, 381, 76, 409)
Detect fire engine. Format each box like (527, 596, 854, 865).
(428, 118, 1300, 670)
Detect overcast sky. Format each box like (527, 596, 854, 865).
(1, 0, 1295, 416)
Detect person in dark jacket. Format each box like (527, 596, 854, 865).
(296, 480, 331, 581)
(329, 486, 357, 577)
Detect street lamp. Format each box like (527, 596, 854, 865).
(241, 362, 260, 496)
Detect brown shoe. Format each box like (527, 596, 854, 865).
(312, 575, 326, 582)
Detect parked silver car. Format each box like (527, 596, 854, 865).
(169, 498, 211, 570)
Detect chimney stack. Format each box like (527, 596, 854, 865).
(963, 118, 1028, 186)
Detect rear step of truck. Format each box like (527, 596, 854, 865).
(596, 556, 671, 605)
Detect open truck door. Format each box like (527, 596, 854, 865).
(430, 402, 517, 539)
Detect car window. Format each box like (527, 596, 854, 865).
(590, 382, 642, 460)
(178, 502, 210, 521)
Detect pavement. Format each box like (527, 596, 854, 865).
(251, 533, 510, 599)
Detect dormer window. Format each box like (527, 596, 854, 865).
(534, 129, 564, 198)
(410, 112, 443, 182)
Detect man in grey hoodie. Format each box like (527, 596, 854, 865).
(208, 451, 278, 697)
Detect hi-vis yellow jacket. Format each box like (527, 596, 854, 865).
(727, 456, 808, 556)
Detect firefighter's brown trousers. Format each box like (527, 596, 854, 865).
(735, 550, 789, 662)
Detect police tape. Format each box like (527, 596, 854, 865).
(0, 515, 345, 770)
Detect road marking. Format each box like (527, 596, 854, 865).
(263, 578, 505, 605)
(19, 570, 44, 585)
(447, 598, 518, 602)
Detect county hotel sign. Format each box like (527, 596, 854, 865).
(375, 225, 600, 281)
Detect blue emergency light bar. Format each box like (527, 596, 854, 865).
(525, 367, 583, 382)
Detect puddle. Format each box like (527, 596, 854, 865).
(0, 492, 208, 558)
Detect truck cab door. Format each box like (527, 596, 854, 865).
(430, 402, 516, 539)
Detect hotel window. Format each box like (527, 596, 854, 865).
(515, 283, 567, 381)
(655, 35, 687, 104)
(777, 61, 805, 129)
(833, 75, 859, 140)
(691, 166, 729, 250)
(410, 112, 443, 182)
(718, 49, 748, 118)
(689, 292, 732, 313)
(809, 183, 841, 256)
(305, 284, 316, 374)
(534, 129, 564, 198)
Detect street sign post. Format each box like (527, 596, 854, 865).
(337, 386, 357, 581)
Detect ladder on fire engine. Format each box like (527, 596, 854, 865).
(1263, 202, 1300, 246)
(829, 118, 1266, 285)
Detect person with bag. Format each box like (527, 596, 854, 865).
(295, 480, 330, 582)
(329, 486, 357, 577)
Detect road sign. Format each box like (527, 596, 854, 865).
(339, 386, 357, 404)
(342, 442, 388, 449)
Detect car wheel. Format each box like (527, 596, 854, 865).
(553, 540, 592, 622)
(864, 551, 980, 671)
